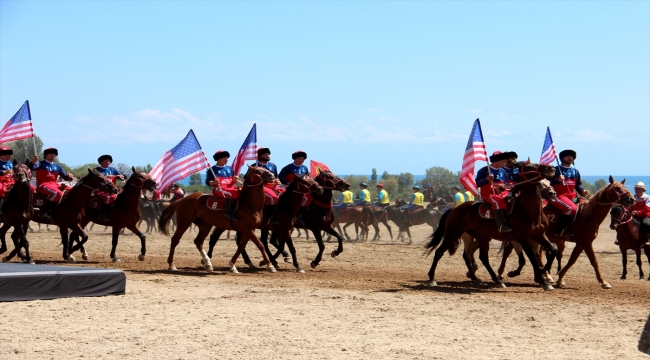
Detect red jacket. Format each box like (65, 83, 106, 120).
(629, 200, 650, 218)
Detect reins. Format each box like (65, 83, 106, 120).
(611, 209, 633, 226)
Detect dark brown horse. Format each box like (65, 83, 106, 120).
(160, 166, 276, 273)
(424, 161, 557, 290)
(31, 169, 118, 262)
(69, 168, 157, 262)
(367, 205, 394, 241)
(609, 205, 650, 280)
(331, 205, 377, 242)
(548, 176, 635, 289)
(206, 174, 324, 273)
(387, 199, 446, 244)
(293, 171, 348, 268)
(0, 161, 33, 263)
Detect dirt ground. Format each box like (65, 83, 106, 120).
(1, 218, 649, 359)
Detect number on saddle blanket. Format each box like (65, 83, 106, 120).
(88, 197, 102, 209)
(477, 197, 517, 220)
(206, 196, 227, 210)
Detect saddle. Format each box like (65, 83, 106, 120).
(206, 196, 227, 211)
(477, 197, 517, 220)
(407, 208, 422, 216)
(542, 198, 586, 216)
(338, 205, 354, 214)
(31, 192, 48, 209)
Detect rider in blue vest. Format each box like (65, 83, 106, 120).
(278, 150, 309, 185)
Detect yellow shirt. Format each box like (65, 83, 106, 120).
(412, 192, 424, 206)
(454, 192, 465, 207)
(341, 190, 354, 204)
(378, 189, 390, 204)
(359, 189, 371, 203)
(464, 191, 474, 201)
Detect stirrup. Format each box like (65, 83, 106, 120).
(267, 217, 279, 225)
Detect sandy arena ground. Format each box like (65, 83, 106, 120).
(1, 218, 649, 359)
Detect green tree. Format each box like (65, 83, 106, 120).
(396, 172, 415, 199)
(115, 163, 133, 177)
(382, 177, 399, 203)
(370, 168, 378, 187)
(135, 164, 153, 173)
(189, 172, 202, 186)
(6, 135, 43, 162)
(422, 166, 460, 199)
(582, 180, 597, 195)
(594, 179, 607, 190)
(381, 170, 393, 181)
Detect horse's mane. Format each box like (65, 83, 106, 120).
(577, 183, 614, 219)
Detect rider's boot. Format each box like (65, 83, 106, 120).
(639, 224, 650, 247)
(554, 215, 574, 236)
(494, 209, 513, 233)
(265, 205, 279, 225)
(224, 198, 239, 221)
(98, 204, 110, 222)
(39, 200, 55, 220)
(0, 197, 4, 215)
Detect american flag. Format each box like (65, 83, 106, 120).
(0, 101, 34, 143)
(230, 123, 257, 177)
(460, 119, 488, 196)
(149, 130, 210, 191)
(539, 126, 558, 165)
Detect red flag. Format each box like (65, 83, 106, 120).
(310, 160, 331, 176)
(460, 119, 488, 196)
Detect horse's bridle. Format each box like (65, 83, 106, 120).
(595, 185, 633, 205)
(77, 173, 115, 192)
(610, 207, 633, 226)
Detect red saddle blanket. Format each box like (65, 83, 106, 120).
(206, 196, 227, 210)
(31, 192, 48, 208)
(407, 208, 422, 216)
(88, 196, 102, 210)
(477, 198, 516, 220)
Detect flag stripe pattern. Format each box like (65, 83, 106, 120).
(0, 101, 34, 143)
(460, 119, 488, 196)
(539, 126, 558, 165)
(149, 130, 210, 191)
(231, 124, 257, 176)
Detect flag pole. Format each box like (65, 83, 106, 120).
(547, 126, 564, 185)
(25, 101, 38, 157)
(476, 119, 496, 195)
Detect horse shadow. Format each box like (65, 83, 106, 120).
(373, 279, 544, 295)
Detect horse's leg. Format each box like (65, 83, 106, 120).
(125, 224, 147, 261)
(497, 242, 514, 279)
(206, 227, 224, 259)
(620, 248, 628, 280)
(59, 226, 73, 262)
(324, 226, 344, 259)
(556, 243, 584, 288)
(166, 219, 192, 271)
(383, 218, 393, 241)
(0, 223, 8, 255)
(109, 226, 123, 263)
(426, 238, 453, 287)
(406, 226, 412, 245)
(637, 249, 646, 280)
(234, 232, 253, 268)
(269, 231, 290, 262)
(257, 229, 279, 269)
(229, 229, 274, 273)
(582, 243, 611, 289)
(644, 247, 650, 281)
(15, 224, 33, 264)
(533, 235, 557, 278)
(518, 239, 553, 290)
(342, 222, 353, 241)
(192, 224, 214, 270)
(555, 239, 565, 274)
(476, 239, 505, 287)
(282, 232, 304, 273)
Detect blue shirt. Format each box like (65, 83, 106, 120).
(549, 165, 585, 195)
(278, 163, 308, 185)
(253, 161, 278, 178)
(0, 159, 14, 172)
(95, 166, 124, 177)
(503, 166, 519, 184)
(205, 165, 235, 186)
(475, 166, 507, 188)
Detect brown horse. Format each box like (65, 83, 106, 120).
(331, 205, 377, 242)
(160, 166, 276, 273)
(206, 174, 324, 273)
(609, 205, 650, 280)
(31, 169, 118, 262)
(0, 161, 33, 263)
(69, 168, 157, 262)
(367, 205, 394, 241)
(388, 199, 446, 244)
(424, 161, 557, 290)
(293, 171, 348, 268)
(548, 176, 635, 289)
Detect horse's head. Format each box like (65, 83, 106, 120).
(609, 205, 629, 230)
(515, 160, 556, 182)
(129, 166, 157, 192)
(81, 168, 119, 194)
(538, 179, 556, 201)
(299, 175, 324, 195)
(244, 165, 275, 186)
(12, 159, 31, 183)
(314, 171, 346, 191)
(598, 176, 635, 207)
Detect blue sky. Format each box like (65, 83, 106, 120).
(1, 1, 648, 176)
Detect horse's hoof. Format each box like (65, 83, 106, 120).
(201, 258, 208, 265)
(498, 275, 504, 281)
(620, 276, 626, 280)
(472, 278, 481, 284)
(297, 268, 305, 274)
(310, 261, 317, 269)
(507, 271, 520, 278)
(204, 264, 213, 271)
(82, 254, 89, 261)
(284, 257, 292, 263)
(427, 280, 438, 287)
(168, 266, 178, 272)
(545, 275, 555, 283)
(246, 262, 257, 269)
(601, 282, 612, 289)
(267, 265, 276, 273)
(1, 256, 9, 263)
(229, 261, 239, 274)
(138, 254, 145, 261)
(556, 280, 566, 288)
(498, 283, 507, 289)
(26, 259, 35, 265)
(112, 257, 121, 263)
(543, 284, 555, 291)
(67, 256, 76, 263)
(331, 251, 338, 258)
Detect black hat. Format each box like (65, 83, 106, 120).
(489, 150, 509, 163)
(257, 147, 271, 156)
(559, 149, 576, 160)
(97, 154, 113, 164)
(292, 150, 307, 160)
(360, 182, 368, 187)
(213, 150, 230, 161)
(44, 148, 58, 157)
(0, 146, 13, 156)
(453, 186, 460, 190)
(502, 151, 518, 159)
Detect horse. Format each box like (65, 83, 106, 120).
(366, 205, 394, 241)
(609, 205, 650, 280)
(424, 161, 558, 290)
(387, 199, 445, 244)
(0, 161, 33, 263)
(292, 170, 348, 268)
(138, 198, 158, 233)
(547, 176, 635, 289)
(160, 166, 277, 273)
(331, 205, 377, 242)
(205, 174, 324, 273)
(31, 169, 118, 262)
(69, 168, 157, 262)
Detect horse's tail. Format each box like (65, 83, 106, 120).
(424, 209, 451, 257)
(159, 199, 181, 236)
(498, 241, 507, 255)
(364, 206, 378, 227)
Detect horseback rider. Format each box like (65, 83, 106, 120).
(623, 182, 650, 247)
(502, 151, 519, 185)
(399, 185, 425, 224)
(205, 150, 240, 221)
(463, 188, 475, 202)
(170, 184, 185, 202)
(0, 146, 15, 215)
(548, 149, 590, 236)
(254, 147, 282, 224)
(375, 183, 390, 208)
(333, 183, 354, 212)
(451, 186, 465, 208)
(31, 148, 75, 220)
(475, 150, 513, 233)
(354, 182, 372, 206)
(94, 154, 125, 221)
(278, 151, 310, 223)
